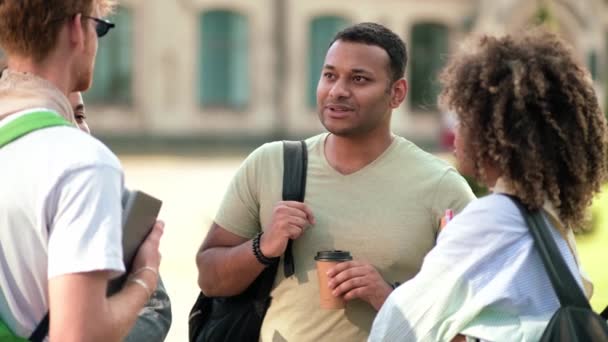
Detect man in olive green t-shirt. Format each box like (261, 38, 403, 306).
(196, 22, 475, 341)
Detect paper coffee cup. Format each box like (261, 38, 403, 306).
(314, 250, 353, 309)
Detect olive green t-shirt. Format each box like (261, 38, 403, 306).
(214, 133, 475, 341)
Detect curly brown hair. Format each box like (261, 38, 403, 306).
(0, 0, 116, 62)
(439, 30, 608, 230)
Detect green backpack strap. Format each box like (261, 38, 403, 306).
(0, 110, 71, 341)
(0, 110, 73, 148)
(0, 319, 28, 341)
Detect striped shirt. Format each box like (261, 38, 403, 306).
(369, 193, 588, 342)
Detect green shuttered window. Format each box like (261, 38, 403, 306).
(199, 10, 249, 109)
(410, 23, 448, 111)
(86, 7, 133, 104)
(308, 16, 349, 108)
(588, 50, 598, 80)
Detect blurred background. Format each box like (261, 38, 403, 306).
(2, 0, 608, 340)
(23, 0, 608, 150)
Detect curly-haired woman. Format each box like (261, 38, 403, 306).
(369, 29, 608, 341)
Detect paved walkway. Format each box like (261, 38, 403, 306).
(121, 154, 245, 341)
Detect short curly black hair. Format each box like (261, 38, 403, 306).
(331, 22, 407, 83)
(440, 29, 608, 229)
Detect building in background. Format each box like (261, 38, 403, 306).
(2, 0, 607, 149)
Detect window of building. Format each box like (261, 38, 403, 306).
(605, 31, 608, 117)
(0, 49, 5, 70)
(307, 16, 349, 108)
(588, 50, 598, 80)
(85, 7, 133, 104)
(199, 10, 249, 109)
(410, 22, 449, 111)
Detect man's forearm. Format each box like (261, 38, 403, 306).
(49, 272, 155, 342)
(104, 271, 158, 341)
(197, 239, 266, 296)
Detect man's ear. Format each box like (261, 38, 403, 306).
(68, 14, 85, 49)
(390, 79, 407, 108)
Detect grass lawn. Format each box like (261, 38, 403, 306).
(575, 187, 608, 312)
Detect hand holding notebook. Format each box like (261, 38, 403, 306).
(107, 189, 163, 296)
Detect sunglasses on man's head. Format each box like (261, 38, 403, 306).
(82, 15, 115, 38)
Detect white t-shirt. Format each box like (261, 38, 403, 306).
(214, 134, 475, 341)
(370, 193, 585, 341)
(0, 109, 125, 338)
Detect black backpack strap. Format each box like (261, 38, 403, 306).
(505, 195, 591, 309)
(281, 141, 308, 278)
(29, 312, 49, 342)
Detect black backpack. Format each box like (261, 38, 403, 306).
(508, 196, 608, 341)
(188, 141, 307, 342)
